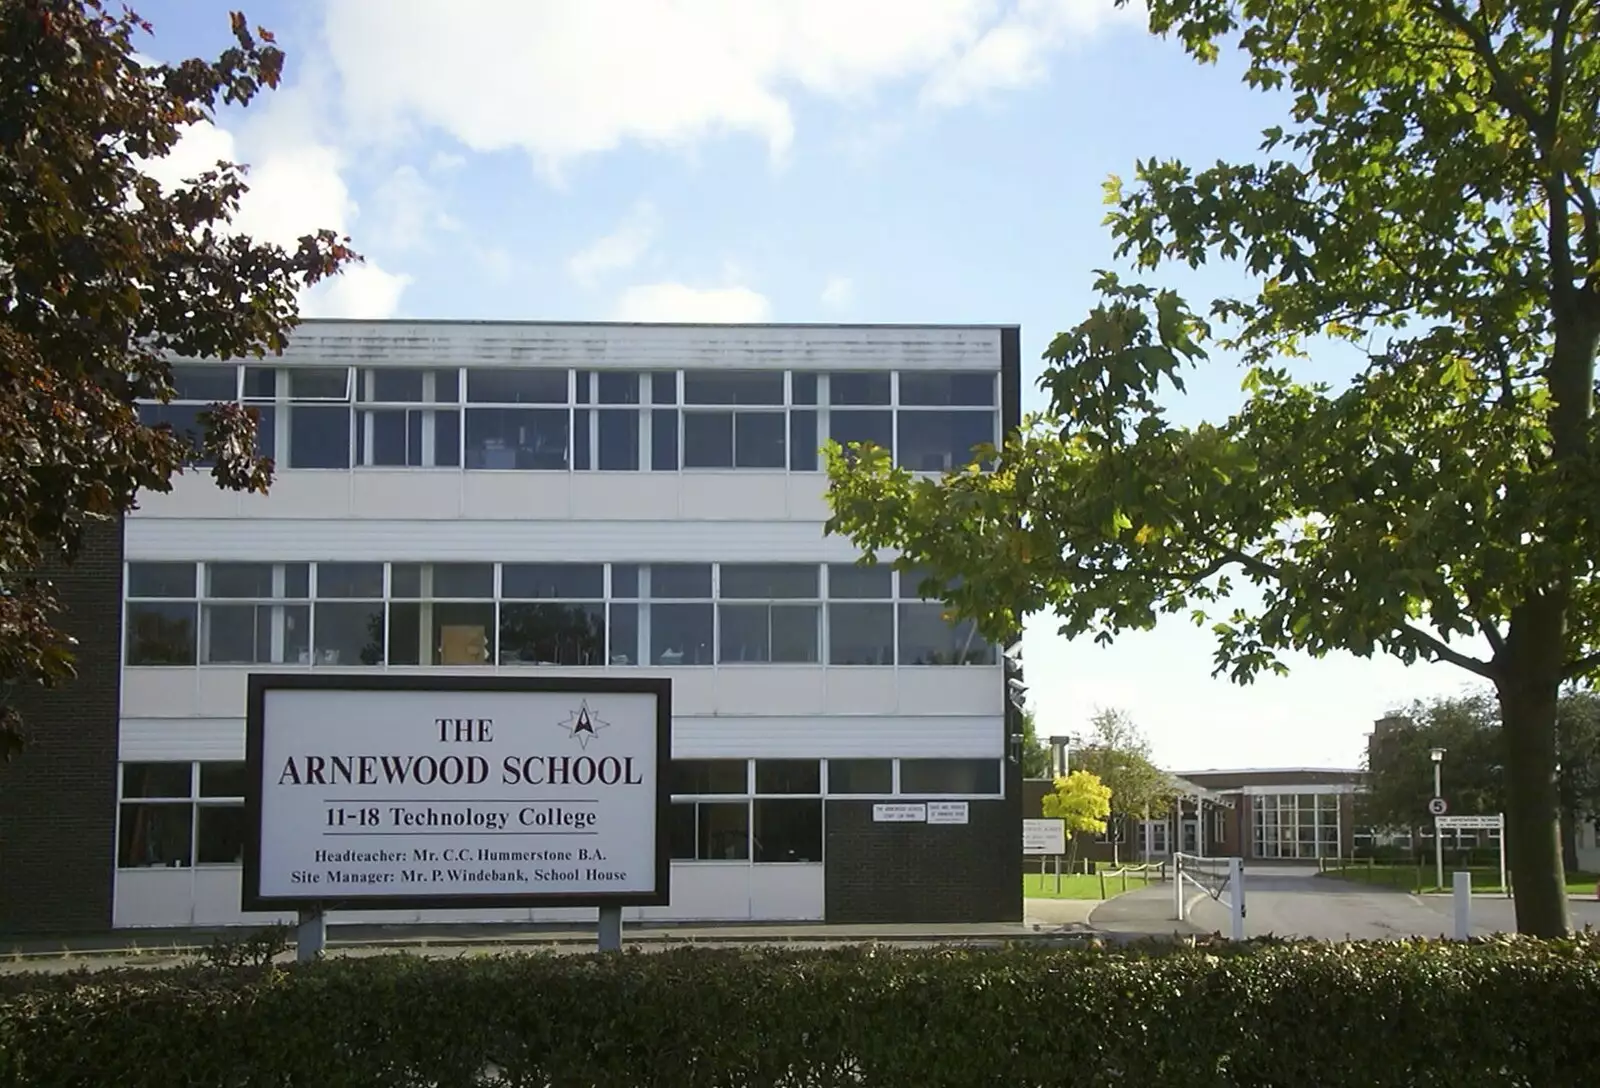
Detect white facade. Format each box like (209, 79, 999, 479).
(114, 319, 1013, 928)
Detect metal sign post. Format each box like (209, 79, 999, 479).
(296, 907, 326, 963)
(598, 905, 623, 952)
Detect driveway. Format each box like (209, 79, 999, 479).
(1092, 864, 1600, 940)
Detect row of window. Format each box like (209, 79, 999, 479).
(124, 562, 997, 668)
(1250, 793, 1342, 860)
(116, 758, 1001, 870)
(142, 366, 1000, 473)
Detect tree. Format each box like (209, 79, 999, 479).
(1019, 707, 1052, 779)
(0, 1, 357, 756)
(1041, 769, 1112, 872)
(1365, 690, 1600, 870)
(825, 0, 1600, 936)
(1070, 708, 1173, 862)
(1363, 695, 1507, 829)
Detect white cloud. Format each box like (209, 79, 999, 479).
(820, 275, 854, 308)
(568, 201, 660, 287)
(921, 0, 1144, 106)
(301, 262, 415, 318)
(321, 0, 1132, 173)
(138, 109, 411, 319)
(612, 283, 772, 323)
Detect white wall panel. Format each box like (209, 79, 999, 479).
(673, 716, 1002, 758)
(113, 869, 195, 928)
(133, 471, 838, 523)
(714, 668, 827, 716)
(266, 319, 1005, 372)
(119, 712, 1001, 765)
(896, 667, 1004, 717)
(821, 669, 902, 715)
(120, 718, 244, 762)
(122, 666, 995, 728)
(746, 865, 825, 921)
(126, 517, 864, 562)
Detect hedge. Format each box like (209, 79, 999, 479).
(3, 938, 1600, 1087)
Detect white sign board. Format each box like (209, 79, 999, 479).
(1436, 814, 1503, 831)
(874, 803, 928, 823)
(244, 675, 671, 911)
(927, 801, 970, 826)
(1023, 818, 1065, 855)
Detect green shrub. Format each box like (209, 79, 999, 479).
(2, 939, 1599, 1086)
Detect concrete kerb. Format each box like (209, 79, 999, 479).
(2, 917, 1111, 968)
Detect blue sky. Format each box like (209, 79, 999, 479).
(133, 0, 1488, 770)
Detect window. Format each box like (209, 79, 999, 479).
(827, 563, 893, 665)
(650, 409, 679, 471)
(125, 562, 197, 666)
(755, 759, 821, 795)
(894, 371, 998, 472)
(464, 368, 571, 469)
(198, 761, 247, 864)
(355, 367, 461, 467)
(827, 759, 893, 794)
(896, 410, 995, 472)
(897, 372, 995, 407)
(899, 759, 1001, 795)
(718, 564, 820, 664)
(200, 562, 310, 665)
(672, 760, 749, 794)
(670, 802, 750, 860)
(609, 565, 641, 665)
(680, 370, 788, 469)
(669, 759, 750, 861)
(389, 563, 496, 666)
(270, 367, 355, 469)
(897, 603, 995, 665)
(667, 760, 821, 864)
(117, 761, 245, 868)
(136, 364, 241, 467)
(313, 562, 386, 666)
(571, 371, 643, 471)
(829, 373, 891, 405)
(754, 799, 822, 862)
(499, 563, 606, 666)
(648, 564, 713, 665)
(828, 408, 892, 458)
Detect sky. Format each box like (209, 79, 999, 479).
(128, 0, 1493, 772)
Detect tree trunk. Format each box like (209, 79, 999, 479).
(1561, 810, 1580, 874)
(1498, 597, 1573, 937)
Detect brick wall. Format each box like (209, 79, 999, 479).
(0, 519, 123, 935)
(824, 798, 1021, 923)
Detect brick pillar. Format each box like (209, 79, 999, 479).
(0, 518, 123, 935)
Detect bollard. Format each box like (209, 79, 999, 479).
(1452, 871, 1471, 940)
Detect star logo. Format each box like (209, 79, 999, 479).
(558, 702, 609, 750)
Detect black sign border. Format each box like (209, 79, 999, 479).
(242, 673, 672, 913)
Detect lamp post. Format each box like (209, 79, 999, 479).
(1048, 735, 1072, 778)
(1430, 747, 1446, 891)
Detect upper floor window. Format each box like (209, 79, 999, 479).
(717, 564, 820, 664)
(134, 363, 1001, 475)
(124, 560, 1000, 668)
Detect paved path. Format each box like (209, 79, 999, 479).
(1092, 865, 1600, 940)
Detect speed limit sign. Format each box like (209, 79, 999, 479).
(1428, 797, 1448, 816)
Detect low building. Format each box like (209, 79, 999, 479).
(1022, 766, 1363, 867)
(0, 318, 1026, 935)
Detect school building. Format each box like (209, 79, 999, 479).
(0, 318, 1026, 935)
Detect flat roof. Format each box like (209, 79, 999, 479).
(295, 317, 1022, 332)
(1172, 767, 1364, 777)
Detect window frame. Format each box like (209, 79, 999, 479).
(116, 760, 246, 870)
